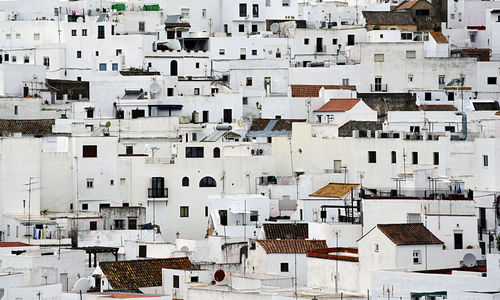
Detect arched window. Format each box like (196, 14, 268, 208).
(199, 176, 216, 187)
(213, 147, 220, 158)
(182, 177, 189, 187)
(170, 60, 178, 76)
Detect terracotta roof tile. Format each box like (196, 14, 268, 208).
(377, 223, 443, 245)
(314, 99, 361, 112)
(419, 105, 457, 111)
(257, 239, 327, 254)
(100, 257, 192, 289)
(291, 85, 357, 98)
(0, 119, 54, 136)
(0, 242, 35, 247)
(430, 32, 448, 44)
(310, 183, 360, 198)
(395, 0, 418, 10)
(263, 223, 308, 239)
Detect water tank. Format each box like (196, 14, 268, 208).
(192, 111, 199, 123)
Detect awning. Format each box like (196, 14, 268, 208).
(411, 291, 447, 299)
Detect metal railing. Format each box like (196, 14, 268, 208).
(370, 84, 388, 92)
(148, 188, 168, 198)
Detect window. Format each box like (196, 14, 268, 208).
(43, 57, 50, 67)
(304, 38, 309, 45)
(432, 152, 439, 166)
(34, 33, 40, 40)
(412, 152, 418, 164)
(407, 213, 421, 223)
(438, 75, 445, 86)
(213, 147, 221, 158)
(487, 77, 497, 85)
(425, 92, 432, 101)
(253, 4, 259, 17)
(72, 29, 77, 36)
(82, 29, 87, 36)
(391, 151, 396, 163)
(332, 38, 338, 45)
(14, 105, 18, 115)
(242, 97, 248, 105)
(239, 3, 247, 17)
(342, 78, 349, 85)
(252, 24, 258, 33)
(95, 51, 99, 56)
(181, 8, 190, 18)
(112, 63, 118, 71)
(191, 276, 199, 283)
(246, 77, 253, 86)
(82, 203, 89, 210)
(251, 49, 258, 56)
(126, 146, 133, 155)
(444, 126, 455, 132)
(205, 206, 209, 217)
(116, 49, 122, 56)
(182, 177, 189, 187)
(77, 51, 82, 58)
(24, 56, 30, 64)
(16, 33, 20, 39)
(167, 88, 174, 96)
(219, 49, 225, 55)
(368, 151, 376, 163)
(454, 232, 463, 249)
(250, 210, 258, 222)
(83, 145, 97, 157)
(199, 176, 216, 187)
(408, 75, 413, 83)
(380, 34, 384, 38)
(194, 88, 200, 95)
(406, 50, 416, 59)
(173, 275, 179, 288)
(6, 33, 11, 39)
(12, 56, 16, 62)
(138, 21, 145, 32)
(483, 155, 488, 167)
(374, 244, 379, 252)
(334, 160, 342, 173)
(7, 225, 10, 236)
(446, 92, 455, 101)
(186, 147, 204, 158)
(450, 13, 455, 19)
(4, 54, 9, 61)
(99, 63, 107, 71)
(202, 9, 206, 18)
(347, 34, 355, 46)
(416, 9, 429, 16)
(180, 206, 189, 217)
(114, 219, 125, 230)
(98, 25, 105, 39)
(280, 262, 289, 272)
(282, 0, 290, 6)
(195, 62, 200, 69)
(239, 24, 245, 32)
(401, 32, 412, 40)
(413, 250, 421, 264)
(170, 60, 178, 76)
(410, 126, 420, 133)
(139, 245, 147, 257)
(374, 54, 384, 62)
(87, 178, 94, 188)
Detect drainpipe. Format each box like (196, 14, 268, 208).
(455, 111, 467, 140)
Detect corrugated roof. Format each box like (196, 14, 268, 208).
(314, 99, 361, 112)
(0, 119, 54, 136)
(291, 85, 357, 98)
(419, 105, 457, 111)
(363, 11, 415, 25)
(377, 223, 443, 245)
(247, 119, 305, 137)
(395, 0, 418, 10)
(263, 223, 308, 239)
(257, 239, 328, 254)
(310, 183, 360, 198)
(430, 32, 448, 44)
(100, 257, 192, 289)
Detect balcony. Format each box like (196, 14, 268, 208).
(370, 84, 388, 92)
(148, 188, 168, 198)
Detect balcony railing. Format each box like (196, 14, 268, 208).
(370, 84, 388, 92)
(148, 188, 168, 198)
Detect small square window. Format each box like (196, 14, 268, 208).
(252, 49, 257, 55)
(408, 75, 413, 83)
(87, 178, 94, 188)
(33, 33, 40, 40)
(180, 206, 189, 217)
(71, 29, 77, 36)
(425, 92, 432, 101)
(126, 146, 133, 155)
(242, 97, 248, 105)
(252, 24, 258, 33)
(406, 50, 416, 59)
(487, 77, 497, 85)
(246, 77, 252, 86)
(368, 151, 376, 163)
(448, 92, 454, 101)
(280, 262, 289, 272)
(304, 38, 309, 45)
(24, 56, 30, 64)
(483, 155, 488, 167)
(239, 24, 245, 32)
(112, 63, 118, 71)
(77, 51, 82, 58)
(374, 54, 384, 62)
(219, 49, 225, 55)
(181, 8, 190, 18)
(95, 51, 99, 56)
(99, 63, 107, 71)
(82, 29, 87, 36)
(82, 203, 89, 210)
(332, 38, 338, 45)
(195, 62, 200, 68)
(116, 49, 122, 56)
(194, 88, 200, 95)
(413, 250, 421, 264)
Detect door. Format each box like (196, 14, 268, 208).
(219, 210, 228, 226)
(454, 232, 463, 249)
(202, 111, 209, 123)
(170, 60, 178, 76)
(375, 77, 382, 92)
(316, 37, 323, 52)
(223, 109, 232, 123)
(128, 219, 137, 230)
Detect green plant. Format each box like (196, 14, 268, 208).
(466, 245, 474, 249)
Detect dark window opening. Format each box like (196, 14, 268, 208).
(368, 151, 376, 163)
(213, 147, 221, 158)
(82, 145, 97, 157)
(186, 147, 204, 158)
(182, 177, 189, 187)
(139, 245, 147, 257)
(280, 263, 289, 272)
(199, 176, 216, 187)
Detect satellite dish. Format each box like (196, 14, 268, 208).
(270, 23, 279, 34)
(214, 270, 225, 282)
(77, 17, 84, 23)
(72, 278, 91, 293)
(463, 253, 477, 267)
(150, 82, 161, 94)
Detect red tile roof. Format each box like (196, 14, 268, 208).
(377, 223, 443, 245)
(430, 32, 448, 44)
(314, 99, 361, 112)
(419, 105, 457, 111)
(99, 257, 192, 289)
(395, 0, 418, 10)
(307, 247, 359, 262)
(257, 239, 327, 254)
(0, 242, 35, 247)
(291, 85, 357, 98)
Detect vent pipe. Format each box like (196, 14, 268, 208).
(455, 111, 467, 140)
